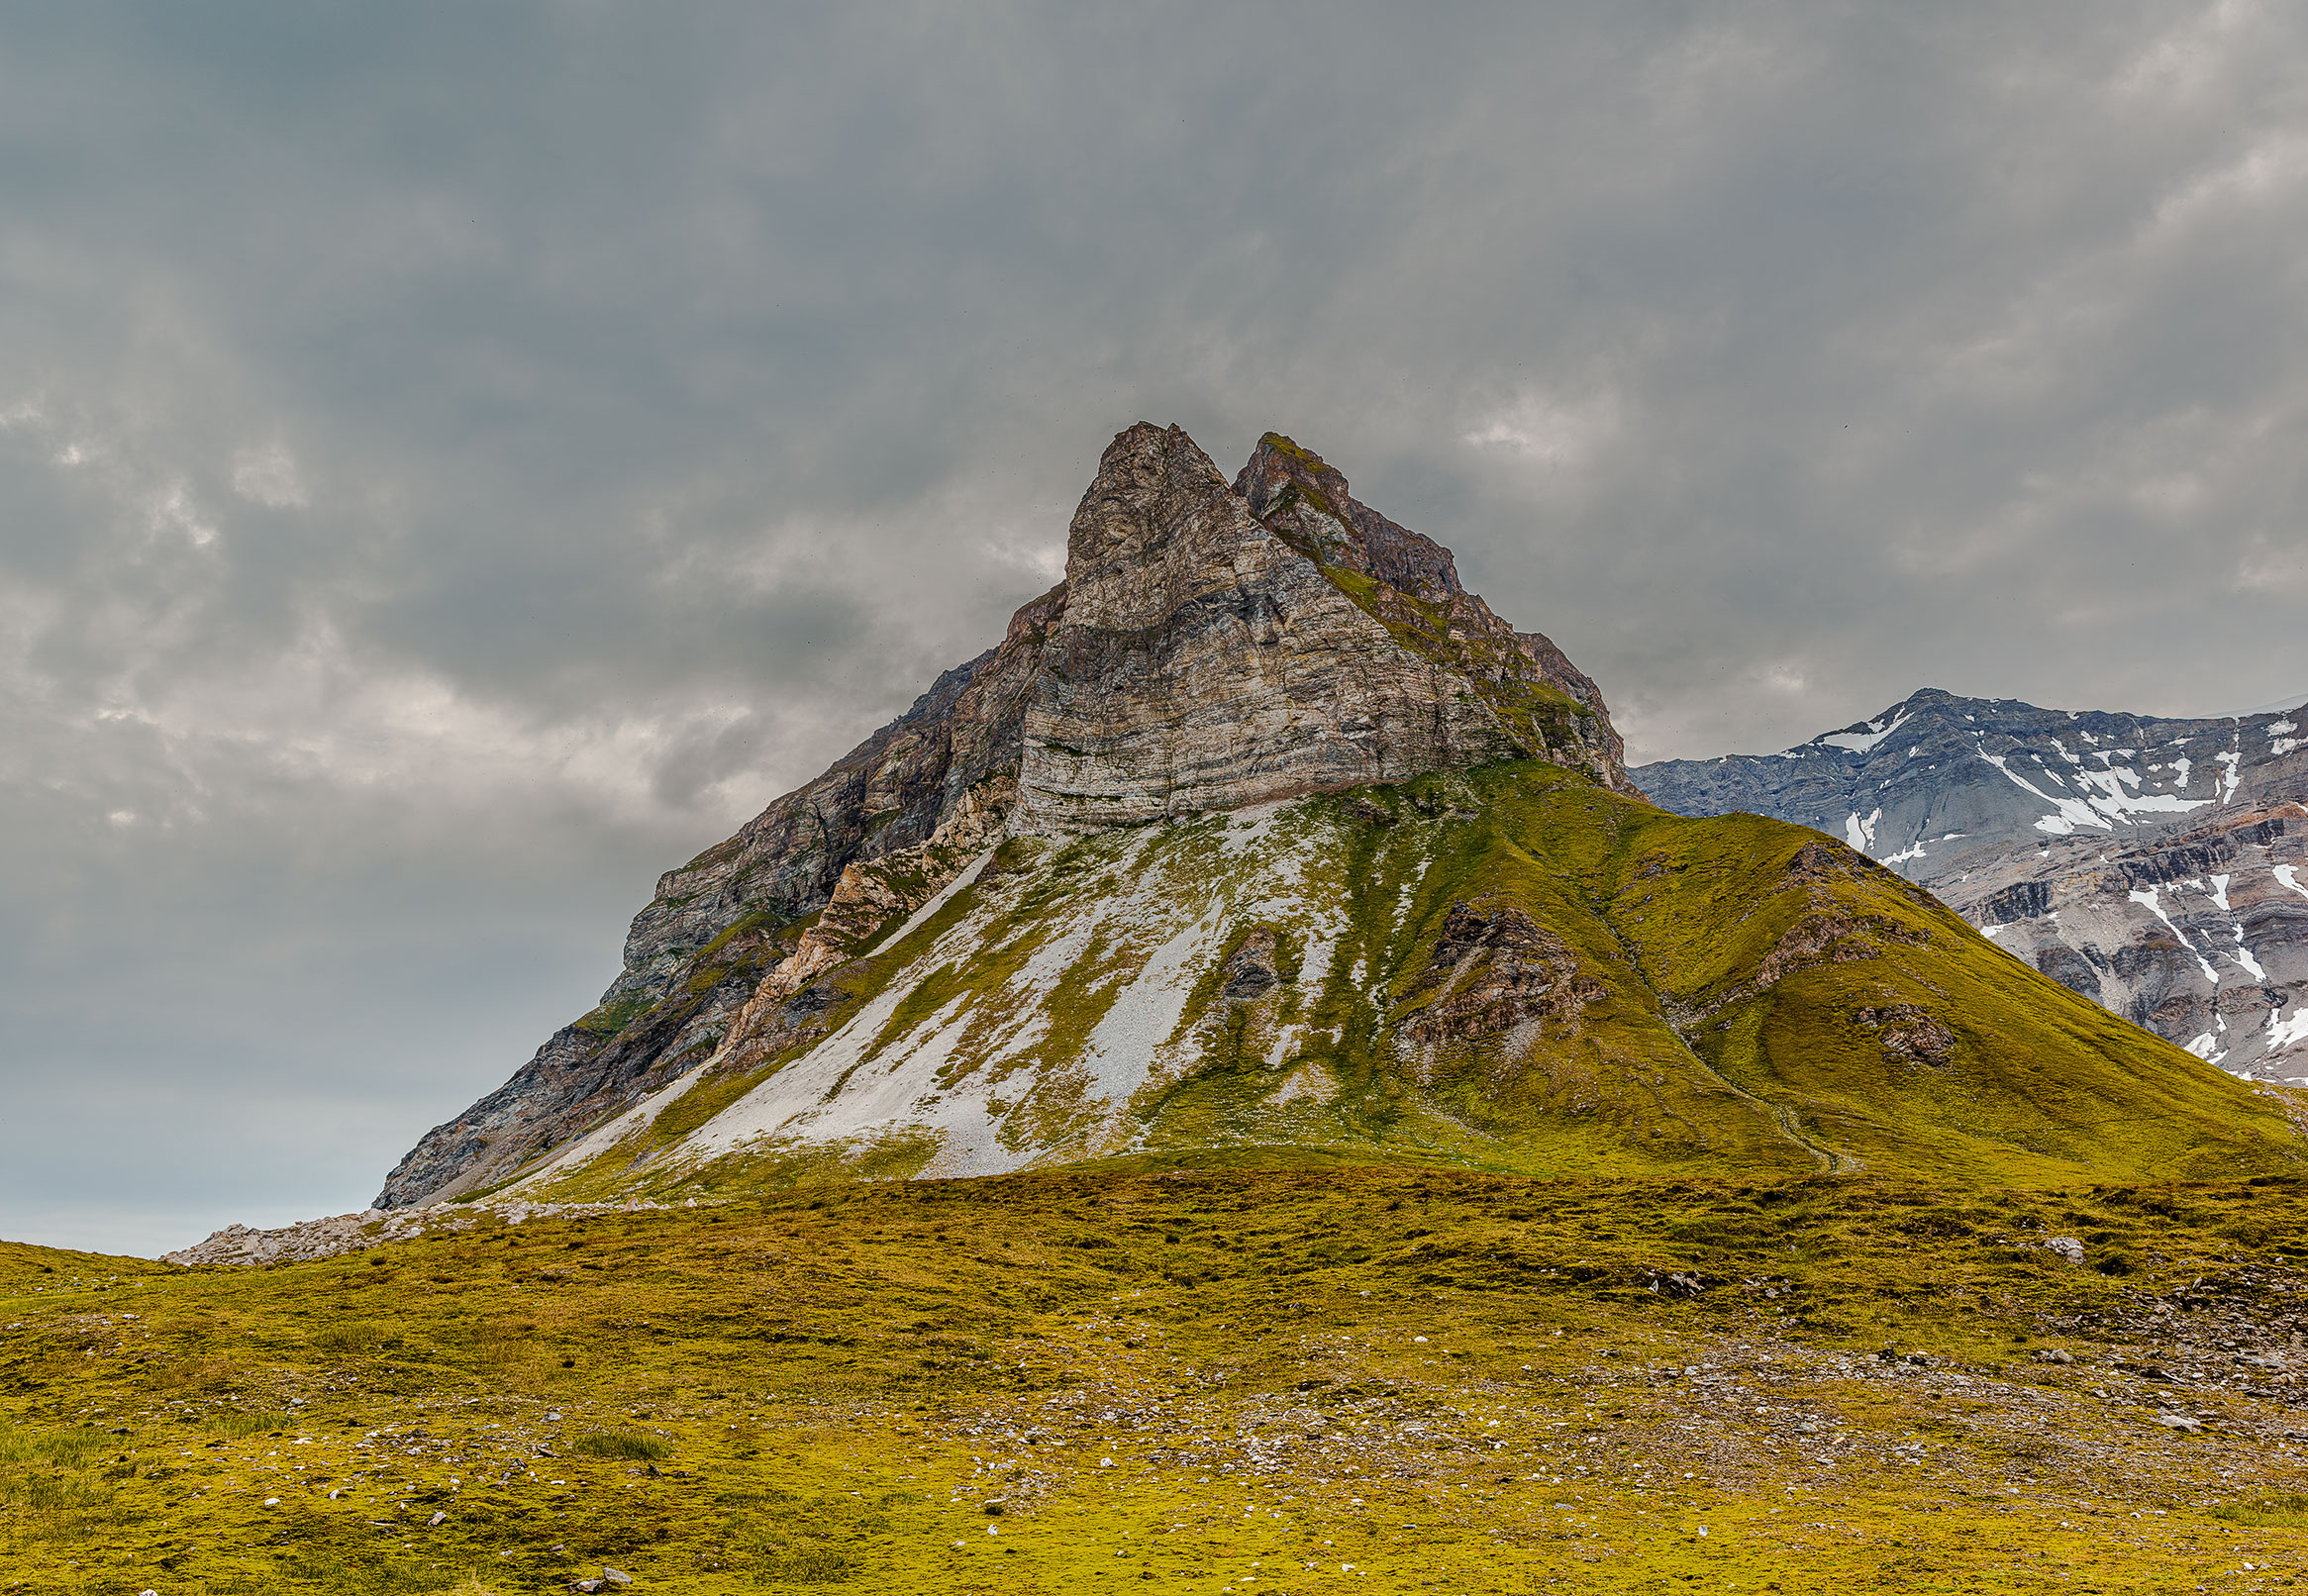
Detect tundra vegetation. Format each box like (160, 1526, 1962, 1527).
(8, 1163, 2308, 1592)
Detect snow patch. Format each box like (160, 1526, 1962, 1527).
(2269, 1008, 2308, 1053)
(1845, 808, 1882, 850)
(2231, 928, 2267, 983)
(1816, 709, 1909, 754)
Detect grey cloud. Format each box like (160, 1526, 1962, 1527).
(4, 3, 2306, 1251)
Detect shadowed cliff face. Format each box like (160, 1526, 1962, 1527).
(378, 422, 1630, 1207)
(374, 587, 1065, 1207)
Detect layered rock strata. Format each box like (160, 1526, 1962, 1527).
(379, 423, 1630, 1206)
(1636, 688, 2308, 1083)
(1017, 426, 1624, 831)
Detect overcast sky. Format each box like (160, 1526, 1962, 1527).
(5, 3, 2306, 1254)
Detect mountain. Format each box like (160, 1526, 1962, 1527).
(1636, 688, 2308, 1084)
(380, 433, 2302, 1210)
(378, 426, 1632, 1206)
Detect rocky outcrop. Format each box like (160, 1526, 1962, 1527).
(1236, 434, 1625, 785)
(1396, 901, 1606, 1046)
(1933, 802, 2308, 1082)
(1017, 427, 1627, 830)
(381, 423, 1629, 1206)
(1635, 688, 2308, 1084)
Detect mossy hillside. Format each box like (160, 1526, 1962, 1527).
(496, 762, 2301, 1213)
(11, 1166, 2308, 1593)
(1571, 795, 2303, 1184)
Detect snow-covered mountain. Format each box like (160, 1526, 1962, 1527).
(1637, 690, 2308, 1084)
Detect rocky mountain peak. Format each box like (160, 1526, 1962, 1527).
(1016, 423, 1628, 831)
(1234, 432, 1464, 603)
(379, 420, 1631, 1206)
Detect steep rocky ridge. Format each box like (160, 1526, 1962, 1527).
(380, 423, 1632, 1206)
(1234, 434, 1627, 790)
(375, 588, 1066, 1207)
(1636, 689, 2308, 1084)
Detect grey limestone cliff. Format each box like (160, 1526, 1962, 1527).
(1017, 426, 1625, 831)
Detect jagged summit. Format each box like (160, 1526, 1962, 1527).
(379, 422, 1631, 1206)
(1233, 432, 1463, 602)
(1016, 424, 1625, 832)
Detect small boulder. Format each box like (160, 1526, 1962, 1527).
(2150, 1413, 2203, 1433)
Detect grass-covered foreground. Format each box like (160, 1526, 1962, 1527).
(8, 1158, 2308, 1593)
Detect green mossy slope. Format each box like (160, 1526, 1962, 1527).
(505, 762, 2304, 1205)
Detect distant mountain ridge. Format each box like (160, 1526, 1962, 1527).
(1636, 689, 2308, 1084)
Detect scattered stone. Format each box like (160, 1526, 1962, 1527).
(429, 1510, 447, 1526)
(603, 1571, 633, 1588)
(163, 1197, 684, 1266)
(2044, 1237, 2086, 1265)
(2150, 1413, 2203, 1433)
(2036, 1347, 2075, 1364)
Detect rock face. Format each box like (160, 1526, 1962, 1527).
(1018, 426, 1625, 831)
(1635, 688, 2308, 1083)
(378, 423, 1629, 1207)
